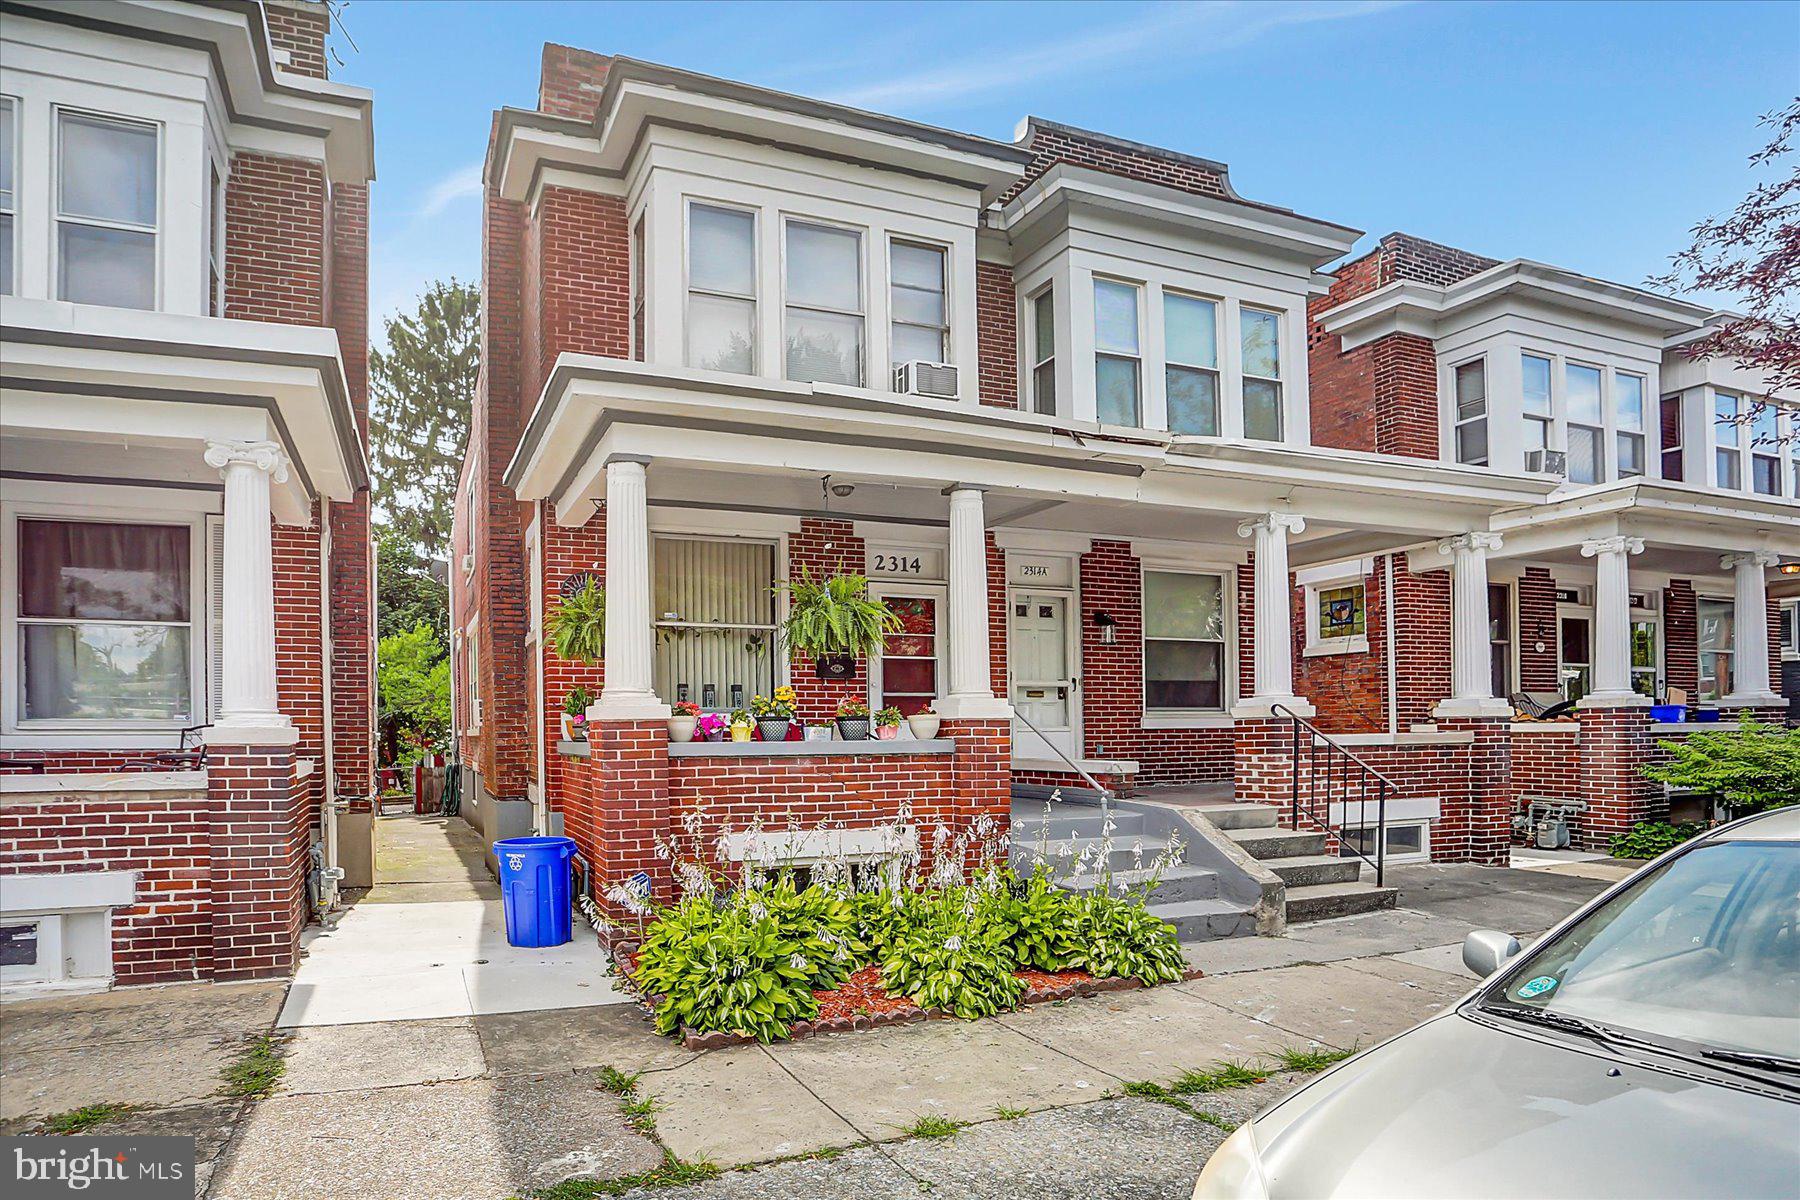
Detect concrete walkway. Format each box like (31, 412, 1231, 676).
(275, 814, 628, 1027)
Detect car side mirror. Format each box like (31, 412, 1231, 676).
(1462, 929, 1522, 978)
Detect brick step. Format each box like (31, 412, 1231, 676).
(1284, 881, 1398, 923)
(1223, 826, 1329, 860)
(1263, 853, 1364, 889)
(1186, 802, 1280, 831)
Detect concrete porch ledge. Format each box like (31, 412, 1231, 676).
(0, 770, 207, 804)
(669, 739, 956, 758)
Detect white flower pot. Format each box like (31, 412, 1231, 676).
(667, 715, 697, 743)
(907, 713, 941, 739)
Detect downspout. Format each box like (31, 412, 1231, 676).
(319, 500, 340, 903)
(1384, 553, 1399, 736)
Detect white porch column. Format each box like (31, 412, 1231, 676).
(1232, 512, 1313, 718)
(935, 485, 1010, 720)
(1721, 550, 1782, 704)
(203, 439, 296, 745)
(1434, 533, 1511, 719)
(592, 455, 668, 721)
(1578, 535, 1647, 707)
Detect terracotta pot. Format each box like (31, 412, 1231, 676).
(907, 713, 941, 739)
(875, 724, 899, 740)
(667, 715, 697, 743)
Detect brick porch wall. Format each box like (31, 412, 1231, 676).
(207, 747, 308, 979)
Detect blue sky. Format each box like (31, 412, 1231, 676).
(330, 0, 1799, 336)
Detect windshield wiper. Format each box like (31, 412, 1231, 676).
(1701, 1049, 1800, 1075)
(1479, 1003, 1608, 1040)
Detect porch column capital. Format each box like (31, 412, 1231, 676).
(1576, 534, 1649, 709)
(593, 456, 669, 721)
(1579, 536, 1644, 560)
(1721, 549, 1781, 704)
(203, 439, 295, 745)
(1230, 511, 1314, 719)
(204, 438, 290, 484)
(1437, 531, 1503, 557)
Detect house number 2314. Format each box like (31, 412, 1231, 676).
(872, 553, 923, 575)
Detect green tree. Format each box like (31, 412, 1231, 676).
(1643, 719, 1800, 815)
(377, 623, 451, 765)
(376, 535, 447, 643)
(370, 279, 479, 560)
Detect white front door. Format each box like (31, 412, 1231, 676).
(1009, 590, 1080, 761)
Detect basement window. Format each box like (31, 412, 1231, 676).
(1340, 820, 1428, 864)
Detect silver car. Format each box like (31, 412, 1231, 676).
(1194, 807, 1800, 1199)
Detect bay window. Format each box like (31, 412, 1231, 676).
(687, 203, 756, 375)
(1, 96, 14, 295)
(1714, 393, 1742, 490)
(1164, 292, 1220, 436)
(784, 220, 863, 386)
(1615, 372, 1645, 477)
(652, 536, 778, 711)
(1697, 596, 1734, 701)
(205, 161, 223, 317)
(1750, 400, 1780, 496)
(889, 240, 948, 366)
(1143, 570, 1226, 712)
(1522, 353, 1553, 454)
(631, 214, 646, 362)
(56, 111, 158, 310)
(1566, 364, 1603, 485)
(1030, 286, 1056, 415)
(1240, 307, 1283, 441)
(1453, 358, 1488, 465)
(14, 518, 195, 725)
(1093, 279, 1142, 426)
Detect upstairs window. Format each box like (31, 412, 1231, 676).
(1522, 353, 1553, 453)
(631, 214, 646, 362)
(1453, 358, 1488, 465)
(1615, 373, 1645, 477)
(0, 97, 14, 295)
(889, 241, 948, 367)
(1164, 292, 1220, 436)
(205, 161, 223, 317)
(1565, 364, 1604, 485)
(1030, 287, 1056, 415)
(1660, 393, 1684, 481)
(784, 220, 863, 386)
(1750, 400, 1781, 496)
(1094, 279, 1142, 426)
(56, 112, 158, 310)
(1714, 392, 1742, 490)
(1241, 307, 1283, 441)
(687, 203, 756, 375)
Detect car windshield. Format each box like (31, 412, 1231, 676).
(1482, 838, 1798, 1059)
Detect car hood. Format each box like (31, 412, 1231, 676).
(1253, 1011, 1798, 1200)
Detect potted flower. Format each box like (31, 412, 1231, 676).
(750, 686, 797, 743)
(668, 700, 699, 743)
(835, 698, 871, 741)
(777, 567, 901, 680)
(728, 708, 754, 742)
(695, 712, 728, 742)
(550, 575, 605, 664)
(561, 686, 592, 742)
(874, 706, 904, 740)
(907, 704, 940, 740)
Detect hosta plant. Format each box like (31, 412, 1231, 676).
(759, 875, 864, 991)
(880, 913, 1025, 1020)
(632, 896, 820, 1042)
(995, 868, 1082, 972)
(1071, 890, 1187, 984)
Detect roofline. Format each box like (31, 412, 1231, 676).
(1017, 117, 1236, 188)
(592, 57, 1034, 168)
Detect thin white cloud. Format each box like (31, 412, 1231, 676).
(416, 161, 484, 219)
(826, 1, 1410, 113)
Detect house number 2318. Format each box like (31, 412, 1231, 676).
(873, 554, 923, 575)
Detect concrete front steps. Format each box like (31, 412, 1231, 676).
(1010, 800, 1258, 941)
(1190, 802, 1397, 923)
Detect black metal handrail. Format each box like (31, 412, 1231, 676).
(1270, 703, 1398, 887)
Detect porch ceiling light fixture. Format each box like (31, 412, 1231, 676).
(1781, 563, 1800, 575)
(1093, 610, 1119, 645)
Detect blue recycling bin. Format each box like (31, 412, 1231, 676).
(494, 836, 577, 948)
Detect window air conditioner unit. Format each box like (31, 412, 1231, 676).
(893, 361, 958, 399)
(1524, 449, 1568, 477)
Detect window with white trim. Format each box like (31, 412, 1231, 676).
(1780, 598, 1797, 662)
(464, 621, 482, 732)
(652, 535, 778, 711)
(1305, 577, 1368, 655)
(1339, 819, 1428, 864)
(687, 202, 756, 375)
(0, 96, 15, 296)
(1241, 306, 1284, 442)
(1094, 279, 1142, 426)
(204, 158, 223, 317)
(1615, 372, 1646, 477)
(1164, 292, 1220, 436)
(56, 111, 158, 310)
(1713, 392, 1743, 490)
(889, 240, 948, 367)
(631, 213, 646, 362)
(1565, 363, 1604, 485)
(11, 517, 196, 726)
(1029, 286, 1055, 416)
(1697, 596, 1734, 701)
(1143, 569, 1227, 712)
(1750, 400, 1781, 496)
(1453, 358, 1488, 465)
(784, 219, 863, 386)
(1522, 353, 1553, 453)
